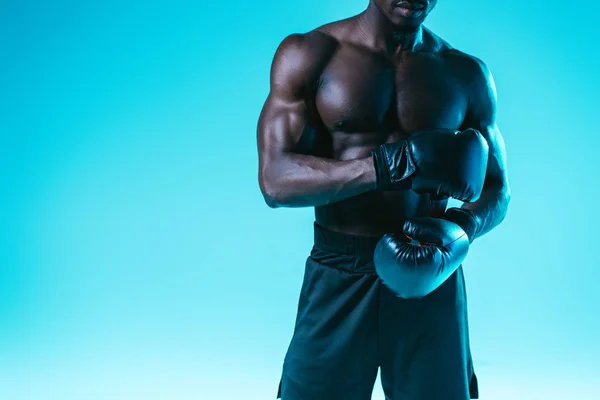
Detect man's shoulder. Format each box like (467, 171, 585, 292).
(433, 44, 495, 103)
(277, 15, 360, 52)
(270, 27, 340, 88)
(422, 26, 485, 67)
(272, 18, 356, 83)
(277, 19, 348, 56)
(446, 49, 491, 85)
(422, 30, 490, 81)
(278, 31, 335, 51)
(420, 29, 493, 95)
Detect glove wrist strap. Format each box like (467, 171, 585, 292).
(371, 142, 414, 191)
(443, 208, 480, 243)
(371, 147, 391, 190)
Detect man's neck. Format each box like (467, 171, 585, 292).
(358, 2, 424, 54)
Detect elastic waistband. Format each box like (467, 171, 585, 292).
(313, 222, 382, 258)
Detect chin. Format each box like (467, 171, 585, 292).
(388, 13, 427, 30)
(390, 17, 424, 31)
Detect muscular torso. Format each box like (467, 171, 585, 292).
(302, 22, 477, 236)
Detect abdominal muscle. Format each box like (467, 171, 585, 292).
(315, 190, 441, 237)
(313, 139, 448, 237)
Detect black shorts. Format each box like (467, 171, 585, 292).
(277, 222, 479, 400)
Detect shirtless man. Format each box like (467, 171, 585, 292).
(257, 1, 511, 399)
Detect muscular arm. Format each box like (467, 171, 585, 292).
(257, 34, 376, 208)
(460, 58, 511, 238)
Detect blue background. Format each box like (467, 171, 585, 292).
(2, 1, 599, 399)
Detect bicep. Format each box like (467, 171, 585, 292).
(257, 35, 317, 182)
(463, 59, 509, 188)
(480, 123, 509, 188)
(257, 33, 329, 161)
(258, 92, 308, 161)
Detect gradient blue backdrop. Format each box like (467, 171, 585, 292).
(2, 1, 599, 399)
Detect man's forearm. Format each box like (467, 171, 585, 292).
(461, 184, 511, 239)
(260, 153, 377, 208)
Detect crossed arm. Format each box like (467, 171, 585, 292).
(258, 36, 511, 239)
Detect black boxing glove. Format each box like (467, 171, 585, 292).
(371, 128, 489, 202)
(442, 207, 481, 243)
(373, 217, 470, 299)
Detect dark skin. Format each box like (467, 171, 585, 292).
(258, 0, 510, 238)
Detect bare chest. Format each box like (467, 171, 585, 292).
(314, 48, 469, 135)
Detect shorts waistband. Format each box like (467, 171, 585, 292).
(313, 222, 382, 258)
